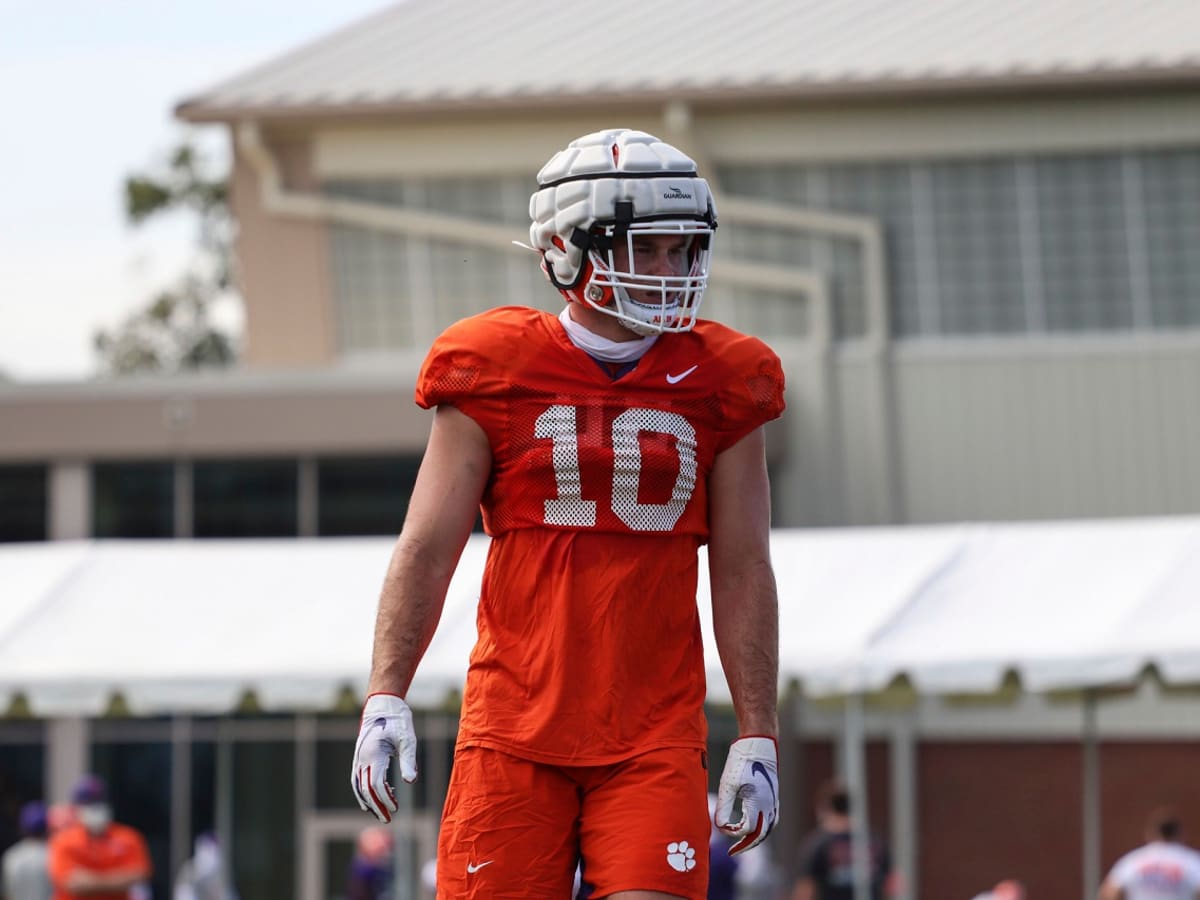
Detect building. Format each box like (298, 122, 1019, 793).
(2, 2, 1200, 898)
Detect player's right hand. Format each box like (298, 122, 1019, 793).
(351, 692, 418, 823)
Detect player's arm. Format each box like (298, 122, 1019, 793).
(708, 425, 780, 854)
(709, 424, 778, 737)
(367, 404, 491, 697)
(63, 834, 152, 896)
(64, 866, 148, 894)
(352, 404, 491, 821)
(791, 877, 817, 900)
(1097, 875, 1124, 900)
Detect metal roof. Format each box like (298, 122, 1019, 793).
(177, 0, 1200, 121)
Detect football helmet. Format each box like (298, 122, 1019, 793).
(529, 129, 717, 336)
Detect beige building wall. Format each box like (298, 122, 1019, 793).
(0, 371, 431, 461)
(232, 132, 338, 369)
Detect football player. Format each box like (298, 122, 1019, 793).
(352, 128, 785, 899)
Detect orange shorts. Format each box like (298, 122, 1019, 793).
(436, 744, 711, 899)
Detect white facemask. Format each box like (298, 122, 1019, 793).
(77, 803, 112, 834)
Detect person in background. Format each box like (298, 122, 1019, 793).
(44, 807, 74, 839)
(971, 879, 1027, 900)
(791, 778, 896, 900)
(346, 826, 392, 900)
(1099, 806, 1200, 900)
(1, 801, 51, 900)
(174, 832, 237, 900)
(46, 774, 151, 900)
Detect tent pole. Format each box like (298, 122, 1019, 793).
(169, 715, 193, 889)
(1082, 690, 1101, 900)
(778, 683, 804, 891)
(845, 691, 871, 900)
(890, 711, 916, 900)
(393, 739, 416, 900)
(216, 719, 234, 890)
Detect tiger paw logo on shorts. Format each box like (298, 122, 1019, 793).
(666, 840, 697, 872)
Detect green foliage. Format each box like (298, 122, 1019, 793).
(93, 277, 236, 375)
(94, 137, 239, 375)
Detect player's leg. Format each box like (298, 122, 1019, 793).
(575, 747, 710, 900)
(436, 746, 579, 898)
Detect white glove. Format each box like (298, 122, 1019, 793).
(351, 692, 418, 823)
(714, 736, 779, 855)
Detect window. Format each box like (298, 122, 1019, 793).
(316, 456, 421, 536)
(1142, 149, 1200, 328)
(825, 161, 917, 338)
(93, 461, 174, 538)
(0, 465, 46, 542)
(193, 459, 297, 538)
(0, 738, 45, 853)
(721, 148, 1200, 338)
(929, 159, 1026, 334)
(717, 161, 921, 339)
(325, 176, 551, 355)
(1036, 155, 1133, 332)
(330, 225, 415, 352)
(232, 741, 296, 900)
(325, 148, 1200, 344)
(718, 164, 833, 341)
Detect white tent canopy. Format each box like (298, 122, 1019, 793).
(806, 516, 1200, 696)
(2, 518, 1200, 717)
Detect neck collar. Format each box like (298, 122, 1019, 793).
(558, 306, 657, 363)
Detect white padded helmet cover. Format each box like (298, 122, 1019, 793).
(529, 129, 716, 287)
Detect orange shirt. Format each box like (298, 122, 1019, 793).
(48, 822, 151, 900)
(416, 307, 785, 764)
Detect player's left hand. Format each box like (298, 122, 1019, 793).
(351, 692, 418, 823)
(714, 735, 779, 855)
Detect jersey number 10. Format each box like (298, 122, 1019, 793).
(534, 405, 699, 532)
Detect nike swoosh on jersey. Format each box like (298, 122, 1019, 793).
(666, 365, 699, 384)
(467, 861, 494, 874)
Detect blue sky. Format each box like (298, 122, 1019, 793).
(0, 0, 393, 381)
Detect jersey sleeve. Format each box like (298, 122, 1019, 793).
(714, 331, 786, 453)
(414, 311, 539, 444)
(414, 317, 494, 415)
(414, 308, 557, 425)
(123, 825, 153, 874)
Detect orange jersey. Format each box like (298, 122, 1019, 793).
(416, 306, 785, 764)
(47, 822, 151, 900)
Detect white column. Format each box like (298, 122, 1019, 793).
(844, 693, 871, 900)
(297, 458, 319, 537)
(46, 717, 89, 803)
(49, 461, 90, 540)
(174, 461, 193, 538)
(294, 716, 317, 900)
